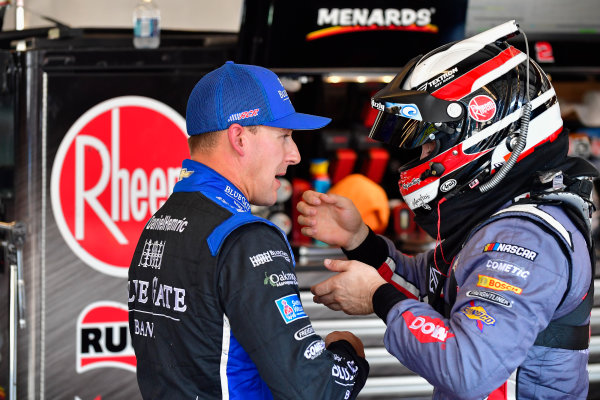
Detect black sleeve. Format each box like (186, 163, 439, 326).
(218, 223, 369, 400)
(373, 283, 407, 323)
(342, 226, 388, 268)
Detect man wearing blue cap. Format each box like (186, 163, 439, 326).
(128, 61, 369, 399)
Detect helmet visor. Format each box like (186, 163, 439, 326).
(369, 111, 441, 149)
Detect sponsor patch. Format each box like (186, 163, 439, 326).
(440, 179, 457, 192)
(418, 67, 458, 91)
(466, 290, 512, 308)
(332, 362, 357, 383)
(304, 340, 326, 360)
(468, 95, 496, 122)
(179, 168, 194, 179)
(251, 249, 292, 268)
(483, 242, 538, 261)
(402, 311, 454, 344)
(264, 271, 298, 287)
(486, 259, 530, 279)
(294, 324, 316, 341)
(477, 274, 522, 295)
(145, 215, 188, 233)
(223, 185, 250, 212)
(275, 294, 307, 324)
(384, 102, 422, 121)
(138, 239, 166, 269)
(462, 302, 496, 332)
(249, 251, 273, 267)
(268, 249, 291, 263)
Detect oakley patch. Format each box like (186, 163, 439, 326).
(483, 242, 538, 261)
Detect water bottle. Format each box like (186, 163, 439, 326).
(133, 0, 160, 49)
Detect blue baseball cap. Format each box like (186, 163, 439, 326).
(186, 61, 331, 135)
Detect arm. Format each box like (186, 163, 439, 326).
(296, 190, 369, 250)
(377, 217, 574, 398)
(218, 223, 369, 400)
(315, 217, 577, 398)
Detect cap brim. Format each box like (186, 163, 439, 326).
(262, 112, 331, 130)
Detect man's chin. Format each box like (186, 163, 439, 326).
(253, 195, 277, 208)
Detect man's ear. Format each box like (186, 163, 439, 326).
(227, 124, 246, 156)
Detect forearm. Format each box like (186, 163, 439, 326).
(342, 226, 388, 267)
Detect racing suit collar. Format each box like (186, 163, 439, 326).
(174, 159, 251, 214)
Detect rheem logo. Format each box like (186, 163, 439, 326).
(77, 301, 136, 373)
(51, 96, 189, 277)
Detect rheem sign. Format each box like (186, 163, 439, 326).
(51, 96, 189, 277)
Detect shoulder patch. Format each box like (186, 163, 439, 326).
(483, 242, 538, 261)
(274, 294, 307, 324)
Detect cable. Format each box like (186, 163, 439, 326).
(479, 30, 532, 193)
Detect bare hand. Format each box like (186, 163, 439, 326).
(311, 259, 386, 315)
(296, 190, 368, 250)
(325, 331, 366, 358)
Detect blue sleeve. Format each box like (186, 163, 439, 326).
(218, 223, 369, 400)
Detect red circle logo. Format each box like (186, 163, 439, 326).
(468, 95, 497, 122)
(51, 96, 189, 277)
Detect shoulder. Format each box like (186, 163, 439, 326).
(461, 211, 569, 277)
(220, 220, 294, 263)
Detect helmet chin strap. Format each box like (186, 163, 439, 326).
(479, 30, 532, 193)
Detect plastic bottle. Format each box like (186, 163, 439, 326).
(133, 0, 161, 49)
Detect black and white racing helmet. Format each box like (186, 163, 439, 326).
(369, 20, 562, 214)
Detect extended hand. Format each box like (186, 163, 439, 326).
(311, 259, 386, 315)
(296, 190, 368, 249)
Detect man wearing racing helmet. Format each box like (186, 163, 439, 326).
(297, 20, 597, 399)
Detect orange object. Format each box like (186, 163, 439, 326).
(328, 174, 390, 234)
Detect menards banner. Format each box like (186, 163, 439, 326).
(241, 0, 468, 69)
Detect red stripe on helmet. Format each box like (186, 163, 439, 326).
(432, 46, 523, 101)
(398, 143, 492, 196)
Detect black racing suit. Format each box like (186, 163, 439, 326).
(128, 159, 369, 399)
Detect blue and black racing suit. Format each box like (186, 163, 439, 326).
(128, 159, 369, 399)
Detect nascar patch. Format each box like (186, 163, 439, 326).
(477, 274, 522, 295)
(275, 294, 307, 324)
(483, 242, 538, 261)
